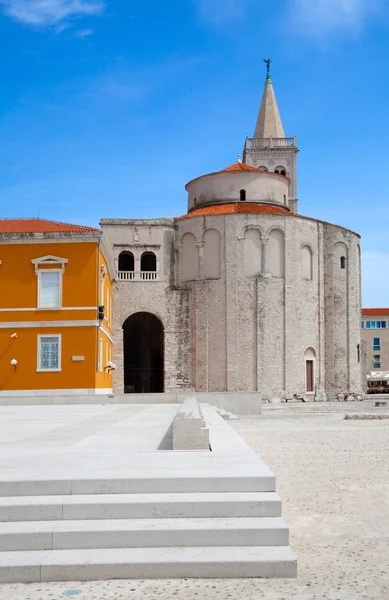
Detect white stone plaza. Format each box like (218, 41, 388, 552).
(0, 398, 296, 582)
(0, 398, 388, 598)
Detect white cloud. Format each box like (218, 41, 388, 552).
(288, 0, 385, 35)
(197, 0, 385, 34)
(0, 0, 104, 26)
(75, 27, 93, 37)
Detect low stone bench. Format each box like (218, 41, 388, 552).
(172, 398, 210, 450)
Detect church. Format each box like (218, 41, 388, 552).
(101, 65, 363, 402)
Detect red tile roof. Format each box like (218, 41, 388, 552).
(175, 203, 291, 220)
(0, 218, 98, 234)
(220, 163, 260, 172)
(362, 308, 389, 316)
(185, 162, 289, 188)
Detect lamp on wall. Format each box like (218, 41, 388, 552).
(10, 359, 17, 371)
(105, 361, 116, 374)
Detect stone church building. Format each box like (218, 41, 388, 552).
(101, 68, 363, 402)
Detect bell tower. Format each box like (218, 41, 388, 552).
(243, 60, 299, 213)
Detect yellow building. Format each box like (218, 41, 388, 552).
(0, 218, 115, 396)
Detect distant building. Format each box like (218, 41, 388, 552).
(101, 67, 364, 402)
(361, 308, 389, 371)
(0, 218, 115, 396)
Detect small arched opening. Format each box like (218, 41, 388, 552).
(123, 312, 164, 393)
(118, 251, 134, 273)
(141, 252, 157, 280)
(340, 256, 346, 269)
(275, 166, 286, 176)
(240, 189, 246, 202)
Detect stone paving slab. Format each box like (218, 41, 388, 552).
(1, 401, 387, 597)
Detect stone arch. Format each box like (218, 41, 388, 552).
(267, 228, 285, 277)
(244, 228, 262, 277)
(301, 244, 313, 280)
(122, 312, 164, 393)
(274, 165, 287, 176)
(118, 251, 134, 272)
(258, 166, 268, 171)
(141, 251, 157, 272)
(182, 232, 198, 282)
(203, 228, 221, 279)
(334, 241, 348, 271)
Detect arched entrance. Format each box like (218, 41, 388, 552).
(123, 312, 164, 393)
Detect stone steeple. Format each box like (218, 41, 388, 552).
(243, 61, 299, 213)
(253, 71, 285, 139)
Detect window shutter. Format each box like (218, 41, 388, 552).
(40, 272, 60, 308)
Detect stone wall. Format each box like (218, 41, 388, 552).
(102, 211, 363, 402)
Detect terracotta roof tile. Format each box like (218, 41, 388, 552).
(220, 162, 260, 172)
(0, 218, 98, 234)
(175, 203, 291, 220)
(362, 308, 389, 316)
(185, 163, 289, 188)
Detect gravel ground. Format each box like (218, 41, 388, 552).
(1, 402, 389, 600)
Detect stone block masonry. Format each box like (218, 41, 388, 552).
(172, 398, 210, 450)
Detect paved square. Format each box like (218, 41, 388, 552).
(0, 400, 388, 597)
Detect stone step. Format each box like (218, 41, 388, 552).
(0, 517, 289, 551)
(0, 545, 297, 582)
(0, 473, 275, 497)
(0, 492, 282, 521)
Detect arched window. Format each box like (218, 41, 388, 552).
(267, 229, 285, 277)
(258, 166, 268, 171)
(182, 233, 198, 282)
(141, 252, 157, 280)
(275, 165, 286, 176)
(194, 197, 197, 207)
(340, 256, 346, 269)
(244, 229, 261, 277)
(203, 229, 221, 279)
(240, 189, 246, 202)
(301, 245, 313, 280)
(118, 251, 134, 272)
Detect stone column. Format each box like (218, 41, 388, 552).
(112, 326, 124, 394)
(134, 253, 141, 280)
(196, 243, 204, 280)
(261, 234, 271, 276)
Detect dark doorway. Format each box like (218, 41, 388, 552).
(123, 312, 164, 393)
(306, 360, 314, 393)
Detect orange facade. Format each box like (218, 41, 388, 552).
(0, 221, 114, 395)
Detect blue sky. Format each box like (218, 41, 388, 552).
(0, 0, 389, 306)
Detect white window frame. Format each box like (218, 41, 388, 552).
(37, 269, 63, 309)
(37, 334, 62, 372)
(106, 342, 109, 366)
